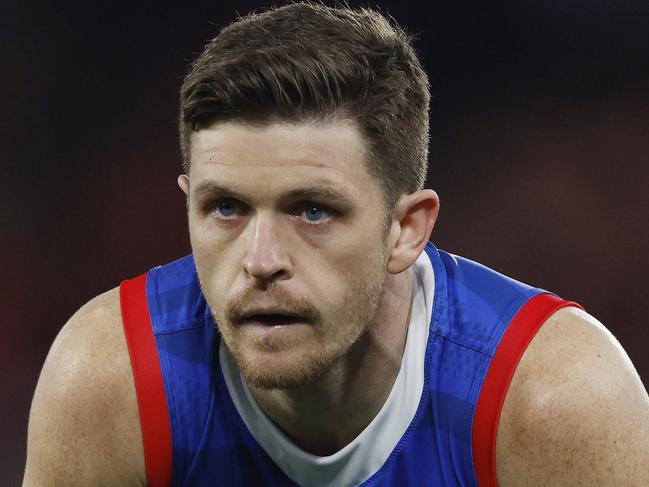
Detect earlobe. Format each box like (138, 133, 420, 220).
(386, 189, 439, 274)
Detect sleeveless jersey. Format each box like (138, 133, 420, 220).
(119, 242, 580, 486)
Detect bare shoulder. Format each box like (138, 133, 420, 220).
(496, 306, 649, 486)
(24, 288, 145, 487)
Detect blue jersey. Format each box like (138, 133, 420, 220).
(120, 243, 578, 486)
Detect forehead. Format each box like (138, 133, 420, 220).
(188, 119, 379, 195)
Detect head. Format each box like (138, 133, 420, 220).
(178, 2, 438, 390)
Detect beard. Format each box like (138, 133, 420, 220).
(205, 255, 387, 391)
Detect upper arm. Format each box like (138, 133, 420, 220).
(496, 306, 649, 486)
(23, 288, 145, 487)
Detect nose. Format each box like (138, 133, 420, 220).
(243, 215, 293, 284)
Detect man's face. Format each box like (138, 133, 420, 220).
(185, 119, 392, 390)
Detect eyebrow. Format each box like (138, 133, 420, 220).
(192, 180, 356, 208)
(193, 181, 245, 201)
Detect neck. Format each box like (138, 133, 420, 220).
(249, 268, 414, 456)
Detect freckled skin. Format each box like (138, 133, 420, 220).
(181, 118, 438, 453)
(185, 120, 392, 391)
(496, 307, 649, 486)
(24, 121, 648, 485)
(22, 117, 439, 483)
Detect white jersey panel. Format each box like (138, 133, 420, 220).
(220, 249, 435, 487)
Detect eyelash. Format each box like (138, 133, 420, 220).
(206, 199, 337, 224)
(209, 199, 246, 219)
(295, 204, 333, 224)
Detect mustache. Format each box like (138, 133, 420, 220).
(224, 286, 321, 324)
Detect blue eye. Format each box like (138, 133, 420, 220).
(214, 200, 239, 218)
(302, 206, 329, 222)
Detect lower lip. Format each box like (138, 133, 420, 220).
(239, 319, 309, 332)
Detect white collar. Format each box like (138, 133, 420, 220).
(220, 250, 435, 486)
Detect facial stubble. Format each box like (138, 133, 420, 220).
(205, 256, 387, 391)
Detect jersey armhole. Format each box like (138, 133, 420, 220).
(120, 273, 173, 487)
(471, 293, 583, 487)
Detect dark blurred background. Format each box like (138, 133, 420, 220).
(3, 0, 649, 483)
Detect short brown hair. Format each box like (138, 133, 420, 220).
(179, 2, 430, 210)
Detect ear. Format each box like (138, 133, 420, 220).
(178, 175, 190, 210)
(178, 174, 190, 195)
(386, 189, 439, 274)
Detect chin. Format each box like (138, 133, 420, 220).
(231, 345, 338, 391)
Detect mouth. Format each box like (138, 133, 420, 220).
(237, 311, 309, 327)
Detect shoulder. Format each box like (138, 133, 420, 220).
(24, 288, 145, 486)
(496, 306, 649, 486)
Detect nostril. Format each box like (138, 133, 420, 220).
(243, 254, 293, 282)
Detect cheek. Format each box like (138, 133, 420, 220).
(192, 240, 244, 305)
(190, 212, 249, 271)
(188, 210, 241, 250)
(305, 244, 385, 305)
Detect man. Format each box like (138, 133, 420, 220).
(24, 2, 649, 486)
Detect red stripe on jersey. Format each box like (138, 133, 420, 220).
(120, 273, 173, 487)
(472, 293, 583, 487)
